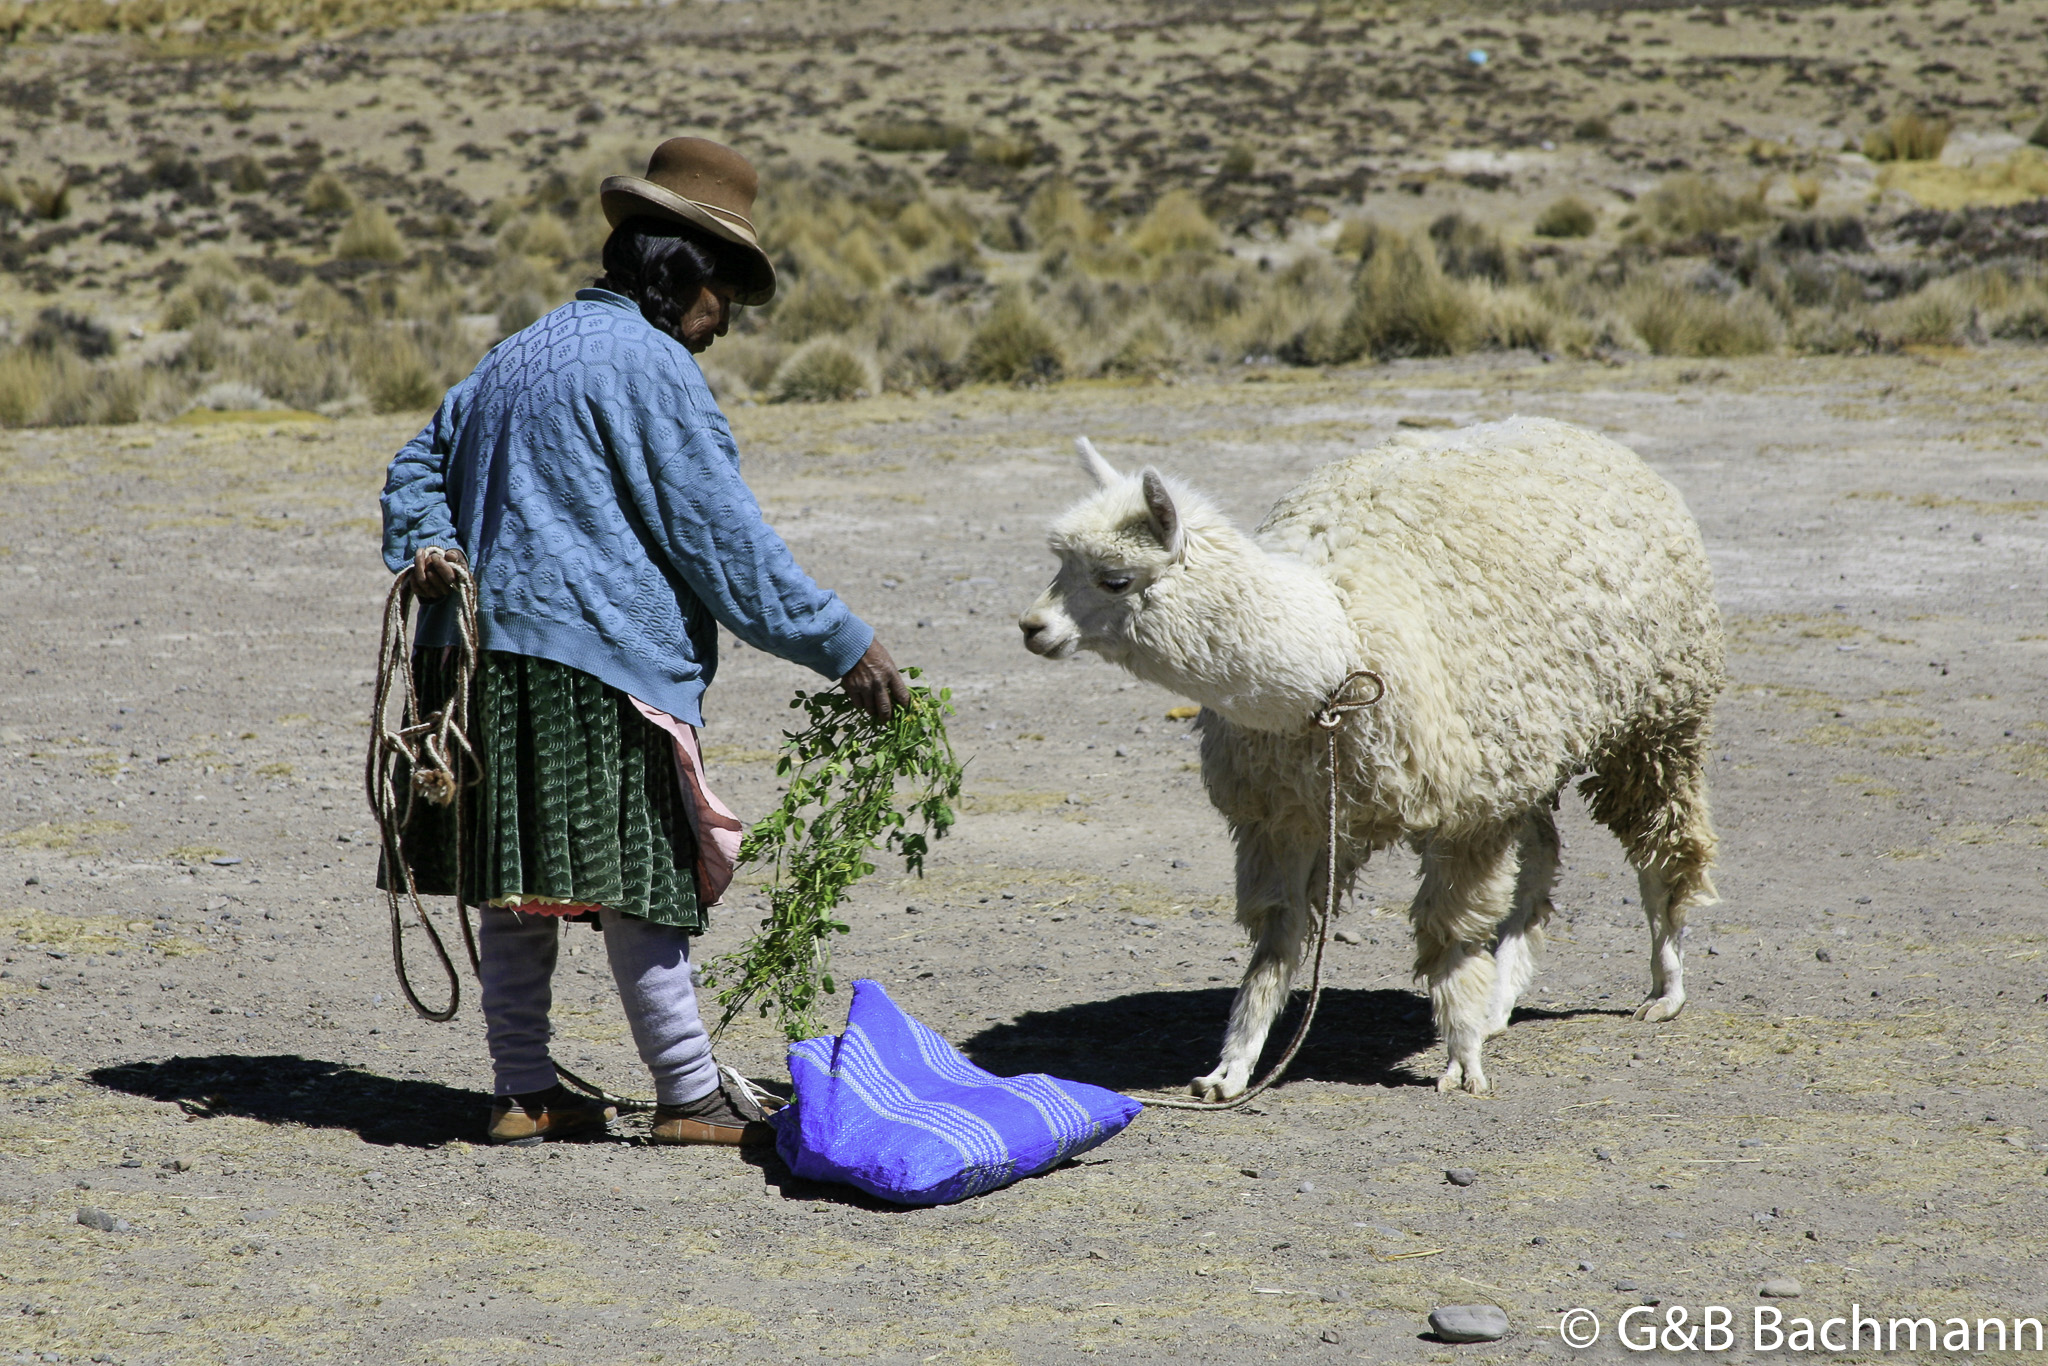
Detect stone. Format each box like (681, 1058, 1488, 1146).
(1445, 1168, 1477, 1186)
(1594, 1148, 1614, 1161)
(75, 1207, 129, 1233)
(1738, 1137, 1764, 1148)
(1429, 1305, 1509, 1343)
(1297, 1181, 1315, 1194)
(1241, 1167, 1263, 1179)
(1578, 1261, 1594, 1272)
(1321, 1328, 1342, 1343)
(1815, 947, 1832, 962)
(1614, 1281, 1638, 1292)
(1759, 1276, 1803, 1298)
(1334, 929, 1363, 945)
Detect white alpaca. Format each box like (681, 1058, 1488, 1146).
(1018, 419, 1723, 1098)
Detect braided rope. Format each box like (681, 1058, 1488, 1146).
(1138, 669, 1384, 1112)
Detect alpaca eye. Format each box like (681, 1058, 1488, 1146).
(1098, 574, 1134, 594)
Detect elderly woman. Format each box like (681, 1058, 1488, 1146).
(380, 138, 905, 1147)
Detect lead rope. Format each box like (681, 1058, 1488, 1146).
(1139, 669, 1384, 1112)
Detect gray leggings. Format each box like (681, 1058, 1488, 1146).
(477, 906, 719, 1107)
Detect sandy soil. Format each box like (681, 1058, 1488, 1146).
(3, 348, 2047, 1364)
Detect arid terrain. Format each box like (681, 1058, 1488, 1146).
(4, 347, 2048, 1364)
(5, 1, 2048, 1363)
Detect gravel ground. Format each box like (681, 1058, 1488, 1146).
(3, 350, 2046, 1363)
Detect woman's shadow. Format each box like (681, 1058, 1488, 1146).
(89, 1054, 485, 1148)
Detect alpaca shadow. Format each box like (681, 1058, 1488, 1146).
(958, 988, 1625, 1095)
(89, 1054, 487, 1148)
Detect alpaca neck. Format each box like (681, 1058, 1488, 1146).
(1129, 529, 1354, 733)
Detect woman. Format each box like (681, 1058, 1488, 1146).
(380, 137, 907, 1147)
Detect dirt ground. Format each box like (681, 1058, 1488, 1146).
(2, 348, 2045, 1364)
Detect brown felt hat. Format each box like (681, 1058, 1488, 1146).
(600, 137, 776, 305)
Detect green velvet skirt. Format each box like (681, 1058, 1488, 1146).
(380, 650, 704, 931)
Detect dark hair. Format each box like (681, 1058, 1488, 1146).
(595, 216, 733, 340)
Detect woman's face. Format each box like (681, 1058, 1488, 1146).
(677, 284, 736, 353)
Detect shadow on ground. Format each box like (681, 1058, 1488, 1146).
(89, 1054, 486, 1147)
(957, 987, 1624, 1094)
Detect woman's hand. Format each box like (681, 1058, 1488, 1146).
(410, 546, 468, 601)
(840, 639, 910, 722)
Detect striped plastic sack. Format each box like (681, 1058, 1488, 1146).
(771, 978, 1143, 1206)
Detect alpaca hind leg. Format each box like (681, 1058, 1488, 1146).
(1585, 719, 1721, 1025)
(1411, 829, 1518, 1095)
(1484, 805, 1559, 1038)
(1192, 837, 1314, 1102)
(1635, 865, 1691, 1022)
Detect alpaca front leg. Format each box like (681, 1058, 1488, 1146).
(1412, 830, 1517, 1095)
(1191, 927, 1300, 1101)
(1634, 865, 1687, 1023)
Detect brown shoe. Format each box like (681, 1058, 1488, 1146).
(650, 1066, 780, 1147)
(487, 1083, 617, 1146)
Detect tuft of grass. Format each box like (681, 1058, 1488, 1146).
(1128, 190, 1220, 258)
(352, 330, 437, 412)
(1428, 212, 1514, 284)
(1864, 112, 1951, 163)
(770, 337, 873, 403)
(1533, 196, 1597, 239)
(771, 277, 871, 344)
(1220, 142, 1256, 177)
(854, 120, 967, 154)
(304, 171, 355, 216)
(2031, 117, 2048, 151)
(334, 205, 406, 263)
(1635, 173, 1770, 239)
(1335, 230, 1473, 361)
(1623, 279, 1779, 357)
(1571, 116, 1612, 142)
(966, 289, 1064, 384)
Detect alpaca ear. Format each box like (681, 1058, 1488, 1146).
(1076, 435, 1120, 488)
(1140, 468, 1184, 559)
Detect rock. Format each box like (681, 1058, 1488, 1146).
(1321, 1328, 1342, 1343)
(1429, 1304, 1510, 1342)
(1530, 1236, 1547, 1245)
(1334, 929, 1363, 945)
(1594, 1148, 1613, 1161)
(1614, 1281, 1638, 1292)
(1738, 1137, 1764, 1148)
(1578, 1261, 1594, 1272)
(904, 904, 923, 915)
(1759, 1276, 1803, 1298)
(1815, 947, 1832, 962)
(1297, 1181, 1315, 1194)
(1320, 1288, 1351, 1303)
(75, 1207, 129, 1233)
(1113, 745, 1129, 757)
(1445, 1168, 1477, 1186)
(1241, 1167, 1263, 1179)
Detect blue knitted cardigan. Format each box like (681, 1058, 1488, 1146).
(380, 289, 873, 726)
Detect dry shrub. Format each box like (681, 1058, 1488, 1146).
(1534, 196, 1597, 239)
(1128, 190, 1220, 259)
(855, 121, 967, 154)
(1333, 217, 1388, 259)
(501, 212, 575, 263)
(1864, 112, 1951, 163)
(0, 347, 60, 425)
(966, 290, 1063, 384)
(875, 306, 968, 393)
(161, 254, 250, 330)
(352, 330, 437, 412)
(1572, 116, 1612, 142)
(1026, 179, 1107, 250)
(1623, 279, 1779, 356)
(770, 338, 872, 403)
(335, 205, 405, 262)
(1097, 312, 1188, 378)
(1635, 174, 1769, 239)
(2031, 117, 2048, 151)
(1429, 212, 1514, 284)
(1470, 283, 1556, 352)
(1791, 175, 1822, 209)
(14, 176, 69, 221)
(304, 172, 354, 216)
(772, 277, 872, 344)
(1335, 230, 1474, 360)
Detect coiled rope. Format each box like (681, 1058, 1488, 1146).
(367, 560, 484, 1023)
(1139, 668, 1384, 1112)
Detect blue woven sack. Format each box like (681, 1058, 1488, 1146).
(771, 979, 1143, 1206)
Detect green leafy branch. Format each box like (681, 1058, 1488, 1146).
(705, 669, 964, 1042)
